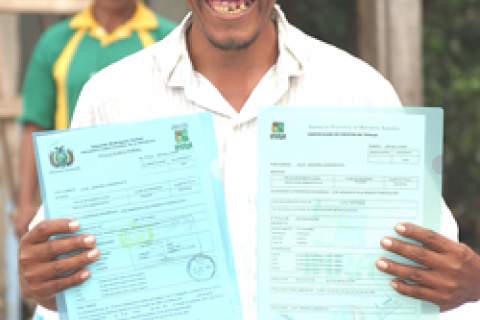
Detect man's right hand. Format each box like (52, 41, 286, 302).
(19, 219, 100, 310)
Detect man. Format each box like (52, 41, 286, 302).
(14, 0, 176, 239)
(19, 1, 480, 319)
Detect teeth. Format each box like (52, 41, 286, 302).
(209, 0, 253, 14)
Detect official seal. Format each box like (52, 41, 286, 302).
(187, 254, 216, 281)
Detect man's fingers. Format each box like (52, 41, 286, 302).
(29, 269, 91, 299)
(18, 220, 99, 306)
(380, 237, 444, 269)
(22, 248, 100, 283)
(391, 280, 448, 307)
(22, 219, 80, 244)
(35, 235, 97, 262)
(395, 223, 456, 253)
(376, 258, 437, 288)
(19, 234, 95, 266)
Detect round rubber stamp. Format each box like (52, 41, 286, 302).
(187, 254, 216, 281)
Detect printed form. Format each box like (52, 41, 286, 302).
(258, 108, 443, 320)
(34, 114, 241, 320)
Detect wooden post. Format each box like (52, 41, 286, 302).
(357, 0, 424, 106)
(0, 14, 20, 320)
(0, 15, 20, 98)
(0, 11, 21, 207)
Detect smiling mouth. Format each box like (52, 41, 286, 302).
(206, 0, 256, 14)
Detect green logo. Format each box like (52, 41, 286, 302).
(272, 122, 285, 133)
(271, 121, 287, 140)
(49, 146, 74, 168)
(118, 220, 154, 249)
(175, 127, 193, 151)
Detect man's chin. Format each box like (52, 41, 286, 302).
(206, 33, 261, 51)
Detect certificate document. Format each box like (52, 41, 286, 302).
(258, 107, 443, 320)
(34, 114, 242, 320)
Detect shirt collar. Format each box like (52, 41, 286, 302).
(154, 4, 306, 119)
(70, 1, 158, 47)
(274, 6, 305, 78)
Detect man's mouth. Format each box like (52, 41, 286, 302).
(206, 0, 256, 15)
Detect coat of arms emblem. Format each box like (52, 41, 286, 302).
(49, 146, 74, 168)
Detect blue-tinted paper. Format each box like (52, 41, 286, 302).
(34, 113, 242, 320)
(258, 107, 443, 320)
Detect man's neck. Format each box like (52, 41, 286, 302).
(93, 2, 137, 33)
(187, 20, 278, 113)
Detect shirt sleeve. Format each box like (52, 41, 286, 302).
(440, 200, 459, 241)
(32, 304, 59, 320)
(19, 32, 57, 130)
(440, 301, 480, 320)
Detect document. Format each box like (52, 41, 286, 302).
(258, 107, 443, 320)
(34, 113, 242, 320)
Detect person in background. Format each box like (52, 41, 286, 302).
(14, 0, 176, 238)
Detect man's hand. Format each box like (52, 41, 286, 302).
(19, 219, 100, 310)
(376, 223, 480, 311)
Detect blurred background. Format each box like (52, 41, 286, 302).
(0, 0, 479, 319)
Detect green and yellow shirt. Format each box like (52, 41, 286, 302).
(19, 1, 176, 130)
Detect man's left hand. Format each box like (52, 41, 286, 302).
(376, 223, 480, 311)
